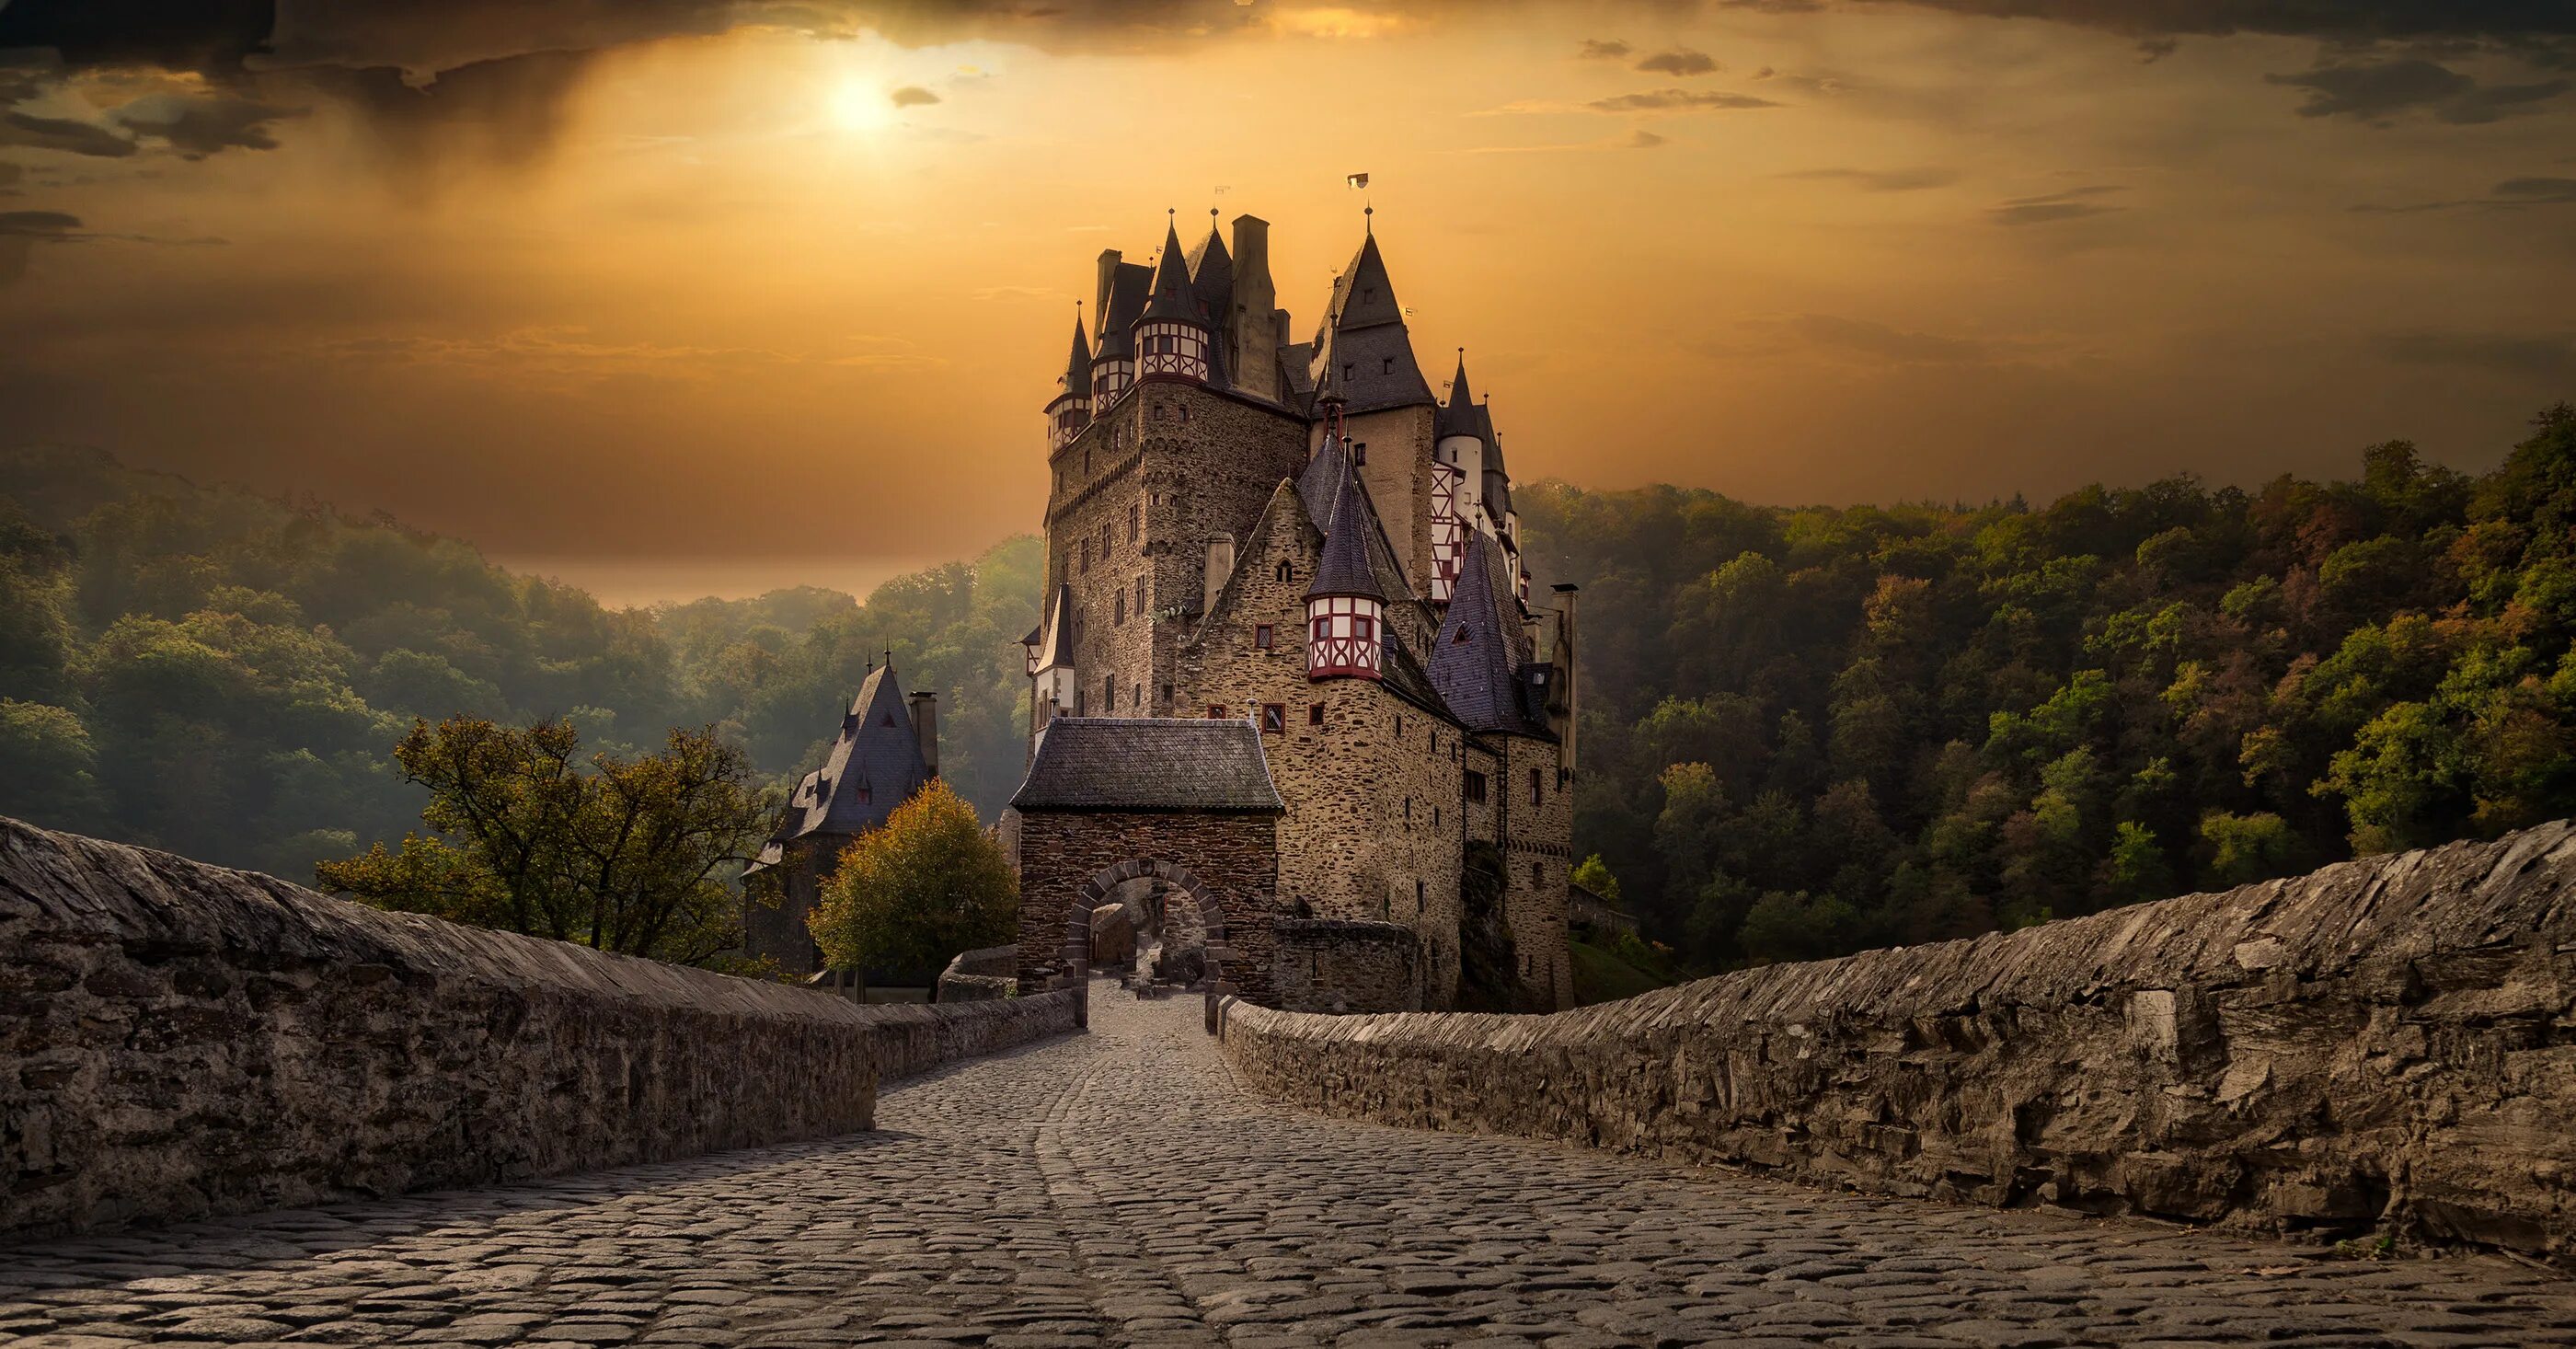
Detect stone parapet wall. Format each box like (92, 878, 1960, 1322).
(1271, 918, 1423, 1013)
(0, 818, 1075, 1241)
(1219, 823, 2576, 1263)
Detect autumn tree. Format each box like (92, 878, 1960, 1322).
(316, 716, 774, 965)
(806, 778, 1017, 978)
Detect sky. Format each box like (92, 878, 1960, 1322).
(3, 1, 2572, 605)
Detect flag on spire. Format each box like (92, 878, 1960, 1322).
(1345, 171, 1369, 189)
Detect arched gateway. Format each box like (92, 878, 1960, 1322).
(1006, 718, 1285, 1031)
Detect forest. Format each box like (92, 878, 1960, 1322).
(6, 405, 2575, 974)
(1526, 404, 2576, 967)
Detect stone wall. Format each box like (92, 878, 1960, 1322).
(1271, 918, 1423, 1013)
(1218, 824, 2576, 1263)
(0, 818, 1076, 1241)
(1012, 808, 1282, 1003)
(936, 944, 1021, 1003)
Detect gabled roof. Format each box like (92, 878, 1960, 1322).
(752, 664, 931, 868)
(1306, 450, 1385, 603)
(1012, 718, 1284, 813)
(1140, 220, 1205, 326)
(1428, 531, 1550, 739)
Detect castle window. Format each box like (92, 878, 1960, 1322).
(1085, 448, 1092, 474)
(1394, 713, 1402, 737)
(1309, 703, 1325, 726)
(1075, 689, 1087, 716)
(1261, 704, 1285, 734)
(1274, 559, 1292, 583)
(1532, 861, 1543, 886)
(1415, 880, 1425, 912)
(1128, 502, 1140, 540)
(1404, 797, 1411, 824)
(1208, 704, 1226, 719)
(1080, 538, 1092, 573)
(1465, 771, 1486, 803)
(1381, 356, 1395, 375)
(1134, 682, 1144, 707)
(1104, 674, 1117, 710)
(1352, 442, 1367, 466)
(1162, 684, 1174, 704)
(1433, 806, 1441, 829)
(1454, 627, 1471, 643)
(1255, 624, 1273, 650)
(1135, 575, 1146, 613)
(1114, 591, 1125, 625)
(1529, 767, 1543, 806)
(1341, 362, 1355, 382)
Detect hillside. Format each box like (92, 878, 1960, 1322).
(0, 446, 1039, 879)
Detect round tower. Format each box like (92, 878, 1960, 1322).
(1134, 216, 1211, 385)
(1305, 409, 1386, 680)
(1047, 311, 1093, 449)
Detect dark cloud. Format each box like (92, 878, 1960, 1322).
(2497, 176, 2576, 201)
(1781, 166, 1960, 190)
(1636, 48, 1719, 75)
(1858, 2, 2576, 45)
(2352, 174, 2576, 211)
(2266, 57, 2570, 124)
(2374, 329, 2574, 376)
(1626, 128, 1667, 148)
(890, 85, 942, 107)
(1578, 38, 1632, 59)
(1989, 185, 2123, 225)
(1587, 87, 1779, 112)
(1719, 0, 1824, 12)
(0, 110, 139, 157)
(110, 92, 296, 157)
(0, 207, 82, 285)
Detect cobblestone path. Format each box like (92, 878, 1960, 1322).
(6, 991, 2572, 1349)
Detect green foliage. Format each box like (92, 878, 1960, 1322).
(1520, 403, 2576, 969)
(0, 447, 1039, 879)
(316, 716, 776, 964)
(805, 779, 1016, 978)
(1570, 853, 1621, 903)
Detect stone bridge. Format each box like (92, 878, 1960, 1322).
(5, 817, 2576, 1346)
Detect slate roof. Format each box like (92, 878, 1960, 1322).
(1011, 718, 1285, 814)
(1306, 452, 1385, 603)
(1307, 233, 1433, 415)
(1036, 583, 1075, 670)
(1186, 218, 1233, 324)
(1097, 259, 1151, 350)
(1141, 221, 1204, 326)
(1428, 531, 1550, 739)
(746, 664, 930, 872)
(1057, 316, 1092, 399)
(1437, 353, 1495, 450)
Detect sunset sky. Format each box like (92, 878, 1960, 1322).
(4, 1, 2572, 604)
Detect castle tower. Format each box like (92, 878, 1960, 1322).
(1090, 249, 1148, 407)
(1047, 316, 1093, 450)
(1135, 218, 1212, 385)
(1305, 422, 1386, 681)
(1430, 352, 1484, 603)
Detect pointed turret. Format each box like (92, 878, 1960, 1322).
(1090, 258, 1150, 406)
(1304, 444, 1386, 681)
(1136, 217, 1213, 384)
(1427, 532, 1547, 738)
(1047, 314, 1094, 449)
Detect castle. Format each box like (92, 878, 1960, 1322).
(1006, 210, 1579, 1014)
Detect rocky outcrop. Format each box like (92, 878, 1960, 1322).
(0, 818, 1077, 1240)
(1219, 823, 2576, 1263)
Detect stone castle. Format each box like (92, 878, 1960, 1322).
(1005, 210, 1580, 1014)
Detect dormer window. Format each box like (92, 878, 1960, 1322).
(1381, 357, 1395, 375)
(855, 786, 872, 803)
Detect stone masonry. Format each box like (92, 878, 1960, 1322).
(1218, 821, 2576, 1265)
(0, 816, 1075, 1241)
(1012, 809, 1283, 1004)
(4, 994, 2570, 1348)
(1270, 917, 1424, 1014)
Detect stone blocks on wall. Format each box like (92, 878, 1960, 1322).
(1218, 823, 2576, 1263)
(0, 818, 1077, 1241)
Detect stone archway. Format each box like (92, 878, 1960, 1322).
(1060, 859, 1236, 1032)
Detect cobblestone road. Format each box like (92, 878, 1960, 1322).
(6, 992, 2572, 1349)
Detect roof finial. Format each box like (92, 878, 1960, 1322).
(1363, 201, 1374, 236)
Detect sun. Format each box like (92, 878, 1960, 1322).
(828, 80, 894, 133)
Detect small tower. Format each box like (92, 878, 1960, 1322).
(1047, 313, 1093, 450)
(1134, 216, 1212, 385)
(1305, 410, 1386, 680)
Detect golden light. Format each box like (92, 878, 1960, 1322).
(828, 80, 896, 133)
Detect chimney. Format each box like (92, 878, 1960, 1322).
(1203, 534, 1236, 617)
(1550, 583, 1581, 777)
(1228, 215, 1278, 401)
(1093, 249, 1122, 341)
(910, 690, 939, 779)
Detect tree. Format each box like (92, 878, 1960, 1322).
(807, 778, 1017, 977)
(316, 716, 774, 965)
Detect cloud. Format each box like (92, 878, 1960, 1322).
(2266, 57, 2570, 124)
(1854, 2, 2576, 46)
(2352, 174, 2576, 212)
(1719, 0, 1824, 12)
(1781, 166, 1961, 191)
(2373, 330, 2574, 377)
(0, 110, 138, 157)
(1586, 88, 1779, 112)
(1781, 313, 2000, 364)
(1988, 185, 2124, 225)
(890, 85, 943, 108)
(109, 92, 297, 157)
(1636, 48, 1719, 75)
(0, 208, 81, 285)
(2497, 177, 2576, 202)
(1626, 128, 1667, 149)
(1577, 39, 1632, 59)
(1466, 127, 1676, 154)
